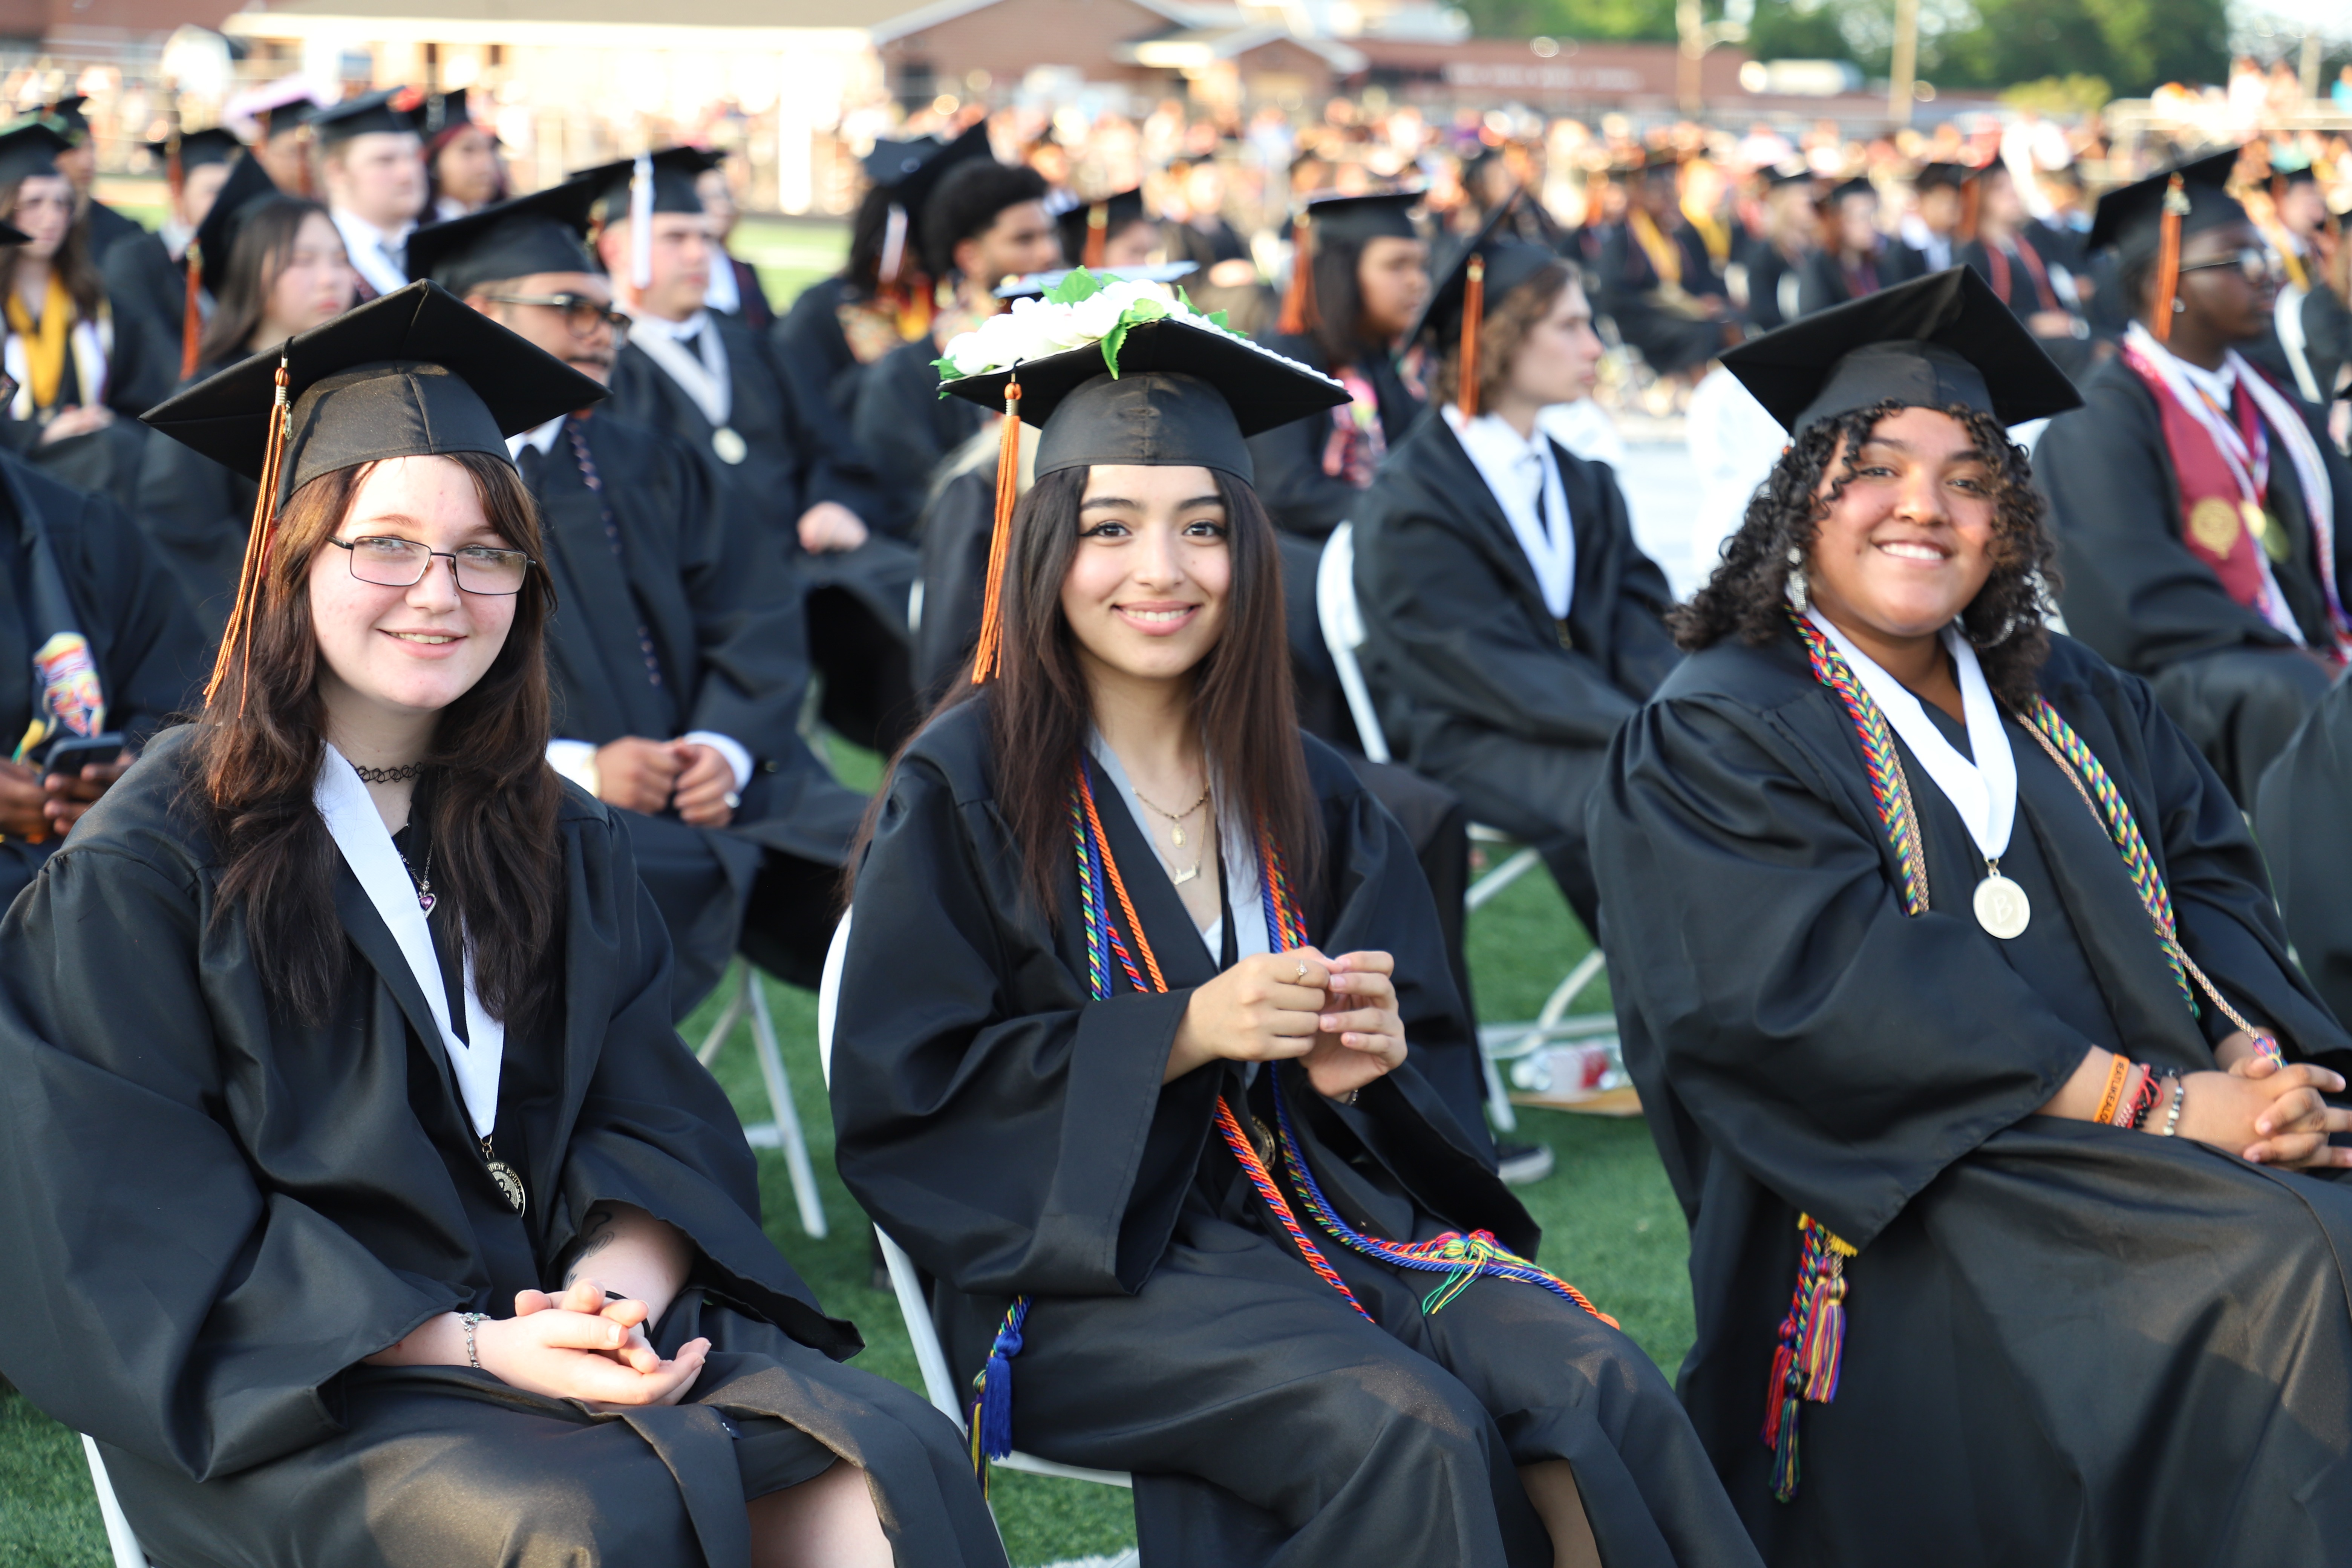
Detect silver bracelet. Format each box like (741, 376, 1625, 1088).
(459, 1311, 486, 1369)
(2161, 1073, 2187, 1137)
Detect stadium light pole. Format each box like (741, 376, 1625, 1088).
(1888, 0, 1920, 126)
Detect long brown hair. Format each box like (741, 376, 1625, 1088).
(0, 174, 105, 322)
(869, 463, 1320, 918)
(196, 196, 333, 370)
(1433, 260, 1572, 411)
(189, 452, 566, 1024)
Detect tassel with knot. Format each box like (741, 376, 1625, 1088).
(966, 1295, 1031, 1490)
(1761, 1213, 1855, 1503)
(1083, 202, 1108, 269)
(180, 240, 203, 381)
(969, 376, 1023, 683)
(1277, 214, 1316, 335)
(207, 355, 292, 710)
(1458, 253, 1487, 419)
(2153, 173, 2188, 345)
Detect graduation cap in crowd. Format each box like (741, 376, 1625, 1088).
(1720, 266, 2081, 436)
(146, 127, 243, 188)
(38, 94, 90, 143)
(571, 146, 723, 289)
(311, 88, 421, 148)
(887, 122, 995, 288)
(993, 261, 1195, 300)
(183, 149, 282, 377)
(142, 280, 608, 702)
(937, 275, 1347, 680)
(1278, 188, 1422, 335)
(259, 96, 322, 143)
(1057, 187, 1152, 271)
(2085, 146, 2245, 344)
(1760, 159, 1818, 190)
(405, 176, 599, 296)
(0, 121, 72, 189)
(1407, 194, 1564, 418)
(416, 86, 484, 145)
(1825, 175, 1877, 207)
(1913, 161, 1975, 191)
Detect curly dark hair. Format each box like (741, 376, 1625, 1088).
(1670, 398, 2060, 712)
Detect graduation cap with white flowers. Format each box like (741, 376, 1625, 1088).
(936, 267, 1348, 682)
(1719, 265, 2082, 436)
(143, 280, 609, 705)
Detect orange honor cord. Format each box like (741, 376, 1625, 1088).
(2153, 174, 2188, 345)
(969, 376, 1023, 684)
(179, 241, 202, 381)
(1277, 214, 1316, 336)
(1458, 253, 1487, 420)
(1083, 203, 1108, 270)
(207, 357, 292, 709)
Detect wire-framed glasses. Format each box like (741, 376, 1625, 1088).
(329, 536, 533, 595)
(480, 292, 632, 340)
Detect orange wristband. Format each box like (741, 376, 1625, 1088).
(2093, 1053, 2133, 1126)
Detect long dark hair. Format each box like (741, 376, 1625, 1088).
(189, 452, 566, 1024)
(868, 463, 1320, 917)
(1671, 398, 2058, 711)
(0, 174, 104, 323)
(1307, 235, 1372, 370)
(197, 196, 332, 369)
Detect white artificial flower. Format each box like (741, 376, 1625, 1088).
(936, 270, 1318, 384)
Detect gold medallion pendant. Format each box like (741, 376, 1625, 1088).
(2188, 496, 2241, 556)
(1973, 870, 2032, 940)
(712, 426, 749, 465)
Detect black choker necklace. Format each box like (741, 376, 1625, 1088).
(351, 761, 424, 784)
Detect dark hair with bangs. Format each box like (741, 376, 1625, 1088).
(1671, 398, 2058, 712)
(865, 462, 1320, 920)
(189, 451, 566, 1024)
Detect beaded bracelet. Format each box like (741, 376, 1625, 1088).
(2093, 1054, 2134, 1125)
(2161, 1073, 2188, 1137)
(459, 1311, 486, 1369)
(2122, 1067, 2166, 1130)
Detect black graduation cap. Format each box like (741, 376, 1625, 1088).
(260, 98, 321, 141)
(417, 87, 480, 142)
(942, 314, 1347, 483)
(893, 121, 993, 226)
(1057, 187, 1151, 268)
(1761, 159, 1818, 189)
(1406, 194, 1560, 354)
(406, 177, 598, 296)
(312, 87, 422, 147)
(188, 151, 282, 297)
(2087, 145, 2245, 255)
(143, 280, 607, 499)
(1721, 266, 2081, 435)
(0, 122, 71, 189)
(147, 127, 243, 173)
(862, 133, 943, 189)
(1825, 175, 1877, 205)
(1299, 189, 1421, 247)
(574, 146, 722, 225)
(994, 261, 1195, 300)
(40, 94, 90, 140)
(1913, 161, 1975, 192)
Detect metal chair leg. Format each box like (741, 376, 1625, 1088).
(746, 972, 828, 1239)
(695, 963, 750, 1068)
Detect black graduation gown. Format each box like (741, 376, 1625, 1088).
(2036, 355, 2352, 802)
(850, 333, 987, 539)
(0, 452, 205, 906)
(1243, 329, 1423, 544)
(1730, 235, 1806, 332)
(527, 412, 868, 1005)
(2256, 672, 2352, 1026)
(831, 698, 1760, 1568)
(2243, 282, 2352, 410)
(1596, 219, 1727, 376)
(770, 276, 880, 488)
(1794, 248, 1888, 318)
(1591, 628, 2352, 1566)
(100, 228, 189, 375)
(0, 726, 1005, 1568)
(1353, 412, 1680, 928)
(606, 322, 919, 753)
(83, 198, 146, 261)
(717, 255, 774, 333)
(133, 361, 256, 631)
(1957, 235, 2092, 381)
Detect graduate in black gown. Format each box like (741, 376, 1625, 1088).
(2036, 149, 2352, 805)
(832, 295, 1760, 1568)
(1354, 227, 1680, 934)
(593, 148, 920, 754)
(0, 281, 1005, 1568)
(1592, 267, 2352, 1566)
(100, 127, 243, 381)
(1729, 162, 1817, 332)
(1596, 153, 1733, 381)
(134, 180, 356, 630)
(40, 93, 145, 262)
(1796, 178, 1895, 317)
(412, 180, 867, 1008)
(1956, 161, 2092, 382)
(771, 125, 991, 498)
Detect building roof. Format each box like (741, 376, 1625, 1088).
(233, 0, 922, 33)
(1113, 23, 1364, 73)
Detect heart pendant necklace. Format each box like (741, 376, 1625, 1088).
(405, 846, 436, 915)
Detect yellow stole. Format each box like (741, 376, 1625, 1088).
(6, 273, 74, 410)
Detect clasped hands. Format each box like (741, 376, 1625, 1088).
(366, 1277, 710, 1408)
(1166, 946, 1407, 1100)
(0, 750, 132, 842)
(596, 737, 735, 827)
(2193, 1030, 2352, 1171)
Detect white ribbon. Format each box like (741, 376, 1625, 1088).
(1806, 609, 2017, 871)
(629, 151, 654, 291)
(625, 311, 733, 430)
(314, 745, 505, 1138)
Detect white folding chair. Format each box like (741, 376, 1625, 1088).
(1315, 524, 1617, 1133)
(816, 916, 1135, 1496)
(697, 960, 826, 1237)
(81, 1435, 153, 1568)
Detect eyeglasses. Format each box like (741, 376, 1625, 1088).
(2175, 248, 2286, 285)
(330, 536, 534, 595)
(481, 293, 632, 341)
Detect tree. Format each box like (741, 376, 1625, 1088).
(1736, 0, 2226, 93)
(1457, 0, 1678, 43)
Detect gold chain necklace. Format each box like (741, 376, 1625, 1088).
(1131, 781, 1210, 885)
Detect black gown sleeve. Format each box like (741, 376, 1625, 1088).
(59, 482, 208, 739)
(132, 395, 254, 631)
(2256, 674, 2352, 1030)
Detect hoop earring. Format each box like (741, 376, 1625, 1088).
(1784, 545, 1809, 613)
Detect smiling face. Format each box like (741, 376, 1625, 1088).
(1060, 463, 1232, 688)
(307, 456, 519, 732)
(1804, 405, 2000, 645)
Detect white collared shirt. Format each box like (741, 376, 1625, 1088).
(1443, 404, 1576, 619)
(505, 416, 566, 459)
(620, 306, 732, 428)
(331, 207, 414, 298)
(704, 254, 742, 315)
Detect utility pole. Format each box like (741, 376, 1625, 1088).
(1888, 0, 1919, 126)
(2300, 28, 2322, 104)
(1677, 0, 1747, 116)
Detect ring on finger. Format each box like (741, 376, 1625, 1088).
(1295, 960, 1307, 981)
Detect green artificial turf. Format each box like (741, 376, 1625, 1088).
(0, 757, 1691, 1568)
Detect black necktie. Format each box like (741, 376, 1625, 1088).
(516, 441, 546, 490)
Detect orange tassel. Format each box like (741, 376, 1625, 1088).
(969, 377, 1023, 684)
(208, 357, 292, 710)
(1958, 174, 1980, 246)
(1083, 202, 1107, 270)
(180, 240, 203, 381)
(1277, 214, 1316, 336)
(1458, 253, 1486, 420)
(165, 140, 183, 200)
(2153, 174, 2187, 345)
